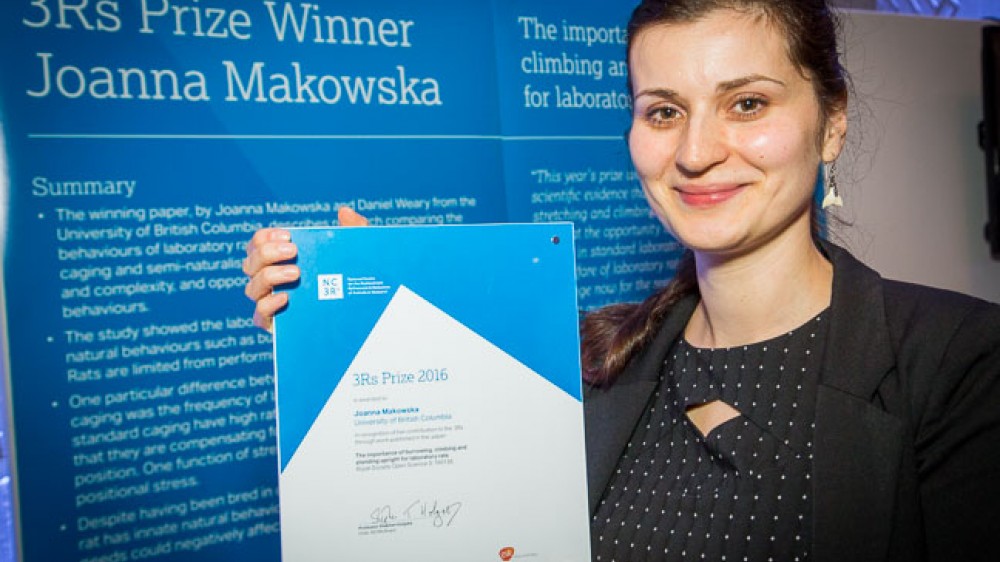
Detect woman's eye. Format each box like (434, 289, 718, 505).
(646, 106, 680, 125)
(732, 96, 767, 116)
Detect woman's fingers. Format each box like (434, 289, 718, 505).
(253, 291, 289, 332)
(244, 228, 294, 332)
(245, 209, 367, 332)
(244, 264, 300, 302)
(338, 206, 370, 227)
(243, 228, 295, 277)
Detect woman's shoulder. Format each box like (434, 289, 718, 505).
(881, 278, 1000, 326)
(876, 278, 1000, 424)
(824, 240, 999, 353)
(879, 278, 1000, 347)
(828, 239, 999, 406)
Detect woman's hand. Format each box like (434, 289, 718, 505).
(243, 207, 368, 331)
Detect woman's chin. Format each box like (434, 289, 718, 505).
(670, 226, 749, 256)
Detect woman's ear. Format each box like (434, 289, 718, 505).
(821, 107, 848, 162)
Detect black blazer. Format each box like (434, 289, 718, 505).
(583, 242, 1000, 562)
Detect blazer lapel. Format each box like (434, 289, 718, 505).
(813, 387, 904, 562)
(584, 295, 698, 512)
(812, 243, 903, 562)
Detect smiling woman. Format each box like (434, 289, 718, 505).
(242, 1, 1000, 560)
(577, 1, 1000, 561)
(628, 11, 844, 259)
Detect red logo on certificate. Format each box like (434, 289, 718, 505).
(498, 547, 515, 561)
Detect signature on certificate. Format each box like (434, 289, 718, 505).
(368, 499, 463, 528)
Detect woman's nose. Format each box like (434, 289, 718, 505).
(674, 113, 728, 175)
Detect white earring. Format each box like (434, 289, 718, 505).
(821, 162, 843, 209)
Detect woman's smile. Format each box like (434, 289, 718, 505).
(675, 183, 748, 208)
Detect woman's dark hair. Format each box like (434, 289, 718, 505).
(581, 0, 849, 386)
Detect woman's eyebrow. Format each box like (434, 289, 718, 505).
(633, 74, 786, 101)
(633, 87, 680, 101)
(716, 74, 785, 93)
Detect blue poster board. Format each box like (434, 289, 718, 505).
(0, 1, 677, 560)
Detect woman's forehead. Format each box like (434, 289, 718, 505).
(628, 11, 799, 87)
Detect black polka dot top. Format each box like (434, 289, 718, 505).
(591, 311, 828, 562)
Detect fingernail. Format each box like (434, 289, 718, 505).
(278, 243, 296, 257)
(273, 230, 292, 241)
(282, 266, 299, 280)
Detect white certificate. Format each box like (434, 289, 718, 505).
(273, 224, 591, 561)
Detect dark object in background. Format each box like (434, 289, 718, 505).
(831, 0, 878, 9)
(979, 25, 1000, 259)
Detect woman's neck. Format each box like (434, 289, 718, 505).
(684, 231, 833, 349)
